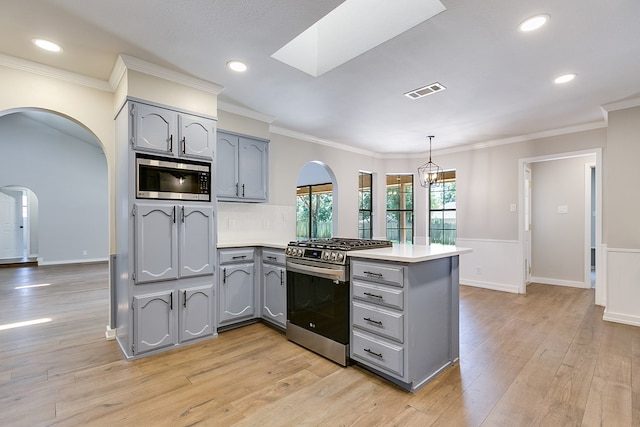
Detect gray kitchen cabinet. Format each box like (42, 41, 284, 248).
(133, 203, 214, 284)
(216, 130, 268, 202)
(349, 256, 460, 392)
(131, 102, 215, 161)
(179, 285, 214, 343)
(261, 249, 286, 328)
(219, 248, 256, 327)
(133, 290, 176, 355)
(133, 283, 214, 355)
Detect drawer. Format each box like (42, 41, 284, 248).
(352, 281, 404, 310)
(219, 248, 255, 264)
(352, 261, 403, 287)
(352, 330, 404, 378)
(262, 248, 285, 265)
(352, 301, 404, 343)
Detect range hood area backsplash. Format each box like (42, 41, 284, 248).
(217, 203, 296, 245)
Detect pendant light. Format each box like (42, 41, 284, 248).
(417, 135, 442, 187)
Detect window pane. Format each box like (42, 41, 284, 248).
(296, 184, 332, 240)
(429, 171, 456, 245)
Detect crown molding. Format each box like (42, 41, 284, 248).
(114, 54, 223, 95)
(600, 96, 640, 122)
(0, 53, 111, 92)
(217, 100, 275, 123)
(269, 126, 378, 157)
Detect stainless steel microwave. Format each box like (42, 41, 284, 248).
(136, 155, 211, 201)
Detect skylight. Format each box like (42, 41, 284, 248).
(271, 0, 446, 77)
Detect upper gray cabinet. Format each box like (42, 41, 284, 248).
(131, 102, 215, 161)
(216, 130, 269, 202)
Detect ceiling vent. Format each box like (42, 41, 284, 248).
(404, 82, 446, 99)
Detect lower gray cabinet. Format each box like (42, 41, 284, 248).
(262, 248, 286, 328)
(219, 248, 256, 327)
(133, 284, 214, 355)
(179, 285, 214, 343)
(133, 290, 176, 355)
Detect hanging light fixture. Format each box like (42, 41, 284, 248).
(417, 135, 442, 187)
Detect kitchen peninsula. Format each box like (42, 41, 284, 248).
(348, 243, 471, 392)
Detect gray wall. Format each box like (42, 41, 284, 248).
(0, 113, 108, 264)
(531, 155, 595, 283)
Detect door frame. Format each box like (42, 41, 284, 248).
(518, 148, 604, 305)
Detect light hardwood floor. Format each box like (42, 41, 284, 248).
(0, 263, 638, 426)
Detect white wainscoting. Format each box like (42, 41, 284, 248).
(603, 248, 640, 327)
(457, 238, 521, 294)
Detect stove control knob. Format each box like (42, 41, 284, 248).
(296, 249, 303, 257)
(330, 252, 337, 261)
(323, 252, 330, 260)
(285, 248, 291, 255)
(337, 253, 345, 262)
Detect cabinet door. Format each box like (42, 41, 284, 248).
(179, 285, 214, 343)
(219, 263, 255, 324)
(179, 114, 215, 161)
(239, 138, 268, 201)
(262, 264, 286, 327)
(132, 103, 176, 155)
(179, 205, 214, 278)
(133, 291, 176, 354)
(134, 204, 179, 283)
(216, 132, 240, 198)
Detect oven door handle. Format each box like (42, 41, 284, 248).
(286, 262, 346, 282)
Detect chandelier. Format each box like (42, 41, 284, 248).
(417, 135, 442, 187)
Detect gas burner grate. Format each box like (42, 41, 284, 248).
(289, 238, 393, 251)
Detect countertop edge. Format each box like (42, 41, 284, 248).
(349, 246, 472, 263)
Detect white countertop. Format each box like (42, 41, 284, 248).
(217, 240, 289, 250)
(348, 243, 472, 263)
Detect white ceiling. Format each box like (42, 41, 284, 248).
(1, 0, 639, 154)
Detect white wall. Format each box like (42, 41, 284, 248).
(0, 113, 108, 264)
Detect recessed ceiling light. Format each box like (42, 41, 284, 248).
(32, 38, 62, 52)
(554, 73, 577, 84)
(519, 14, 549, 32)
(227, 60, 247, 72)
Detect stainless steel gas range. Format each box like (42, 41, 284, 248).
(285, 238, 393, 365)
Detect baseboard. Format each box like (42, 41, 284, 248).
(105, 326, 116, 340)
(38, 257, 109, 266)
(459, 279, 520, 294)
(603, 310, 640, 327)
(530, 276, 589, 289)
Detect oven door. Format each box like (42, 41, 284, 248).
(286, 266, 349, 345)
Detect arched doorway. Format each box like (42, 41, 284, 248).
(295, 161, 338, 239)
(0, 186, 38, 264)
(0, 109, 108, 265)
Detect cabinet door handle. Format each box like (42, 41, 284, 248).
(280, 269, 284, 286)
(242, 184, 245, 197)
(363, 271, 383, 278)
(223, 268, 227, 284)
(169, 292, 173, 310)
(363, 292, 383, 299)
(364, 317, 383, 326)
(183, 290, 187, 308)
(181, 136, 186, 154)
(235, 183, 239, 196)
(169, 134, 173, 152)
(232, 255, 247, 260)
(364, 348, 383, 358)
(172, 206, 176, 223)
(181, 206, 185, 223)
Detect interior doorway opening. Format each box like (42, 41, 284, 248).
(519, 149, 603, 305)
(0, 186, 38, 264)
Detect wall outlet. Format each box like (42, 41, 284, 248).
(82, 250, 88, 256)
(475, 266, 482, 275)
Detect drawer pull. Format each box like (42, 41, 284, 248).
(364, 317, 383, 326)
(363, 292, 383, 299)
(267, 256, 277, 260)
(364, 271, 383, 278)
(232, 255, 247, 260)
(364, 348, 383, 358)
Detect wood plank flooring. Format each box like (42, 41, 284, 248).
(0, 263, 638, 426)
